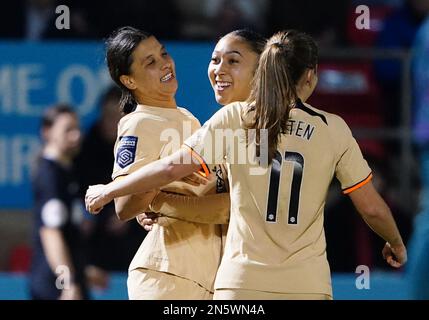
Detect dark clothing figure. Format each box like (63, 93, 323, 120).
(29, 157, 88, 299)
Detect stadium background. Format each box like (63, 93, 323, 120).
(0, 0, 425, 299)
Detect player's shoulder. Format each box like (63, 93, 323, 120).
(216, 101, 247, 119)
(177, 106, 195, 118)
(118, 110, 162, 132)
(213, 101, 248, 128)
(177, 107, 201, 125)
(227, 101, 245, 113)
(301, 101, 350, 132)
(119, 109, 156, 123)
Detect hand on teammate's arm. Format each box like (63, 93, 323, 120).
(180, 172, 210, 186)
(150, 191, 230, 224)
(136, 212, 161, 231)
(114, 190, 159, 221)
(348, 181, 407, 268)
(136, 192, 230, 230)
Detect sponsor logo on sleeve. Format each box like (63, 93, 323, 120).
(116, 136, 138, 168)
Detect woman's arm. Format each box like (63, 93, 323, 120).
(86, 148, 202, 213)
(348, 181, 407, 268)
(114, 191, 158, 221)
(148, 191, 230, 224)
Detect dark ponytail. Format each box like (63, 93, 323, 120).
(246, 30, 318, 163)
(105, 26, 152, 114)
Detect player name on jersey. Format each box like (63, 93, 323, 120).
(285, 120, 315, 141)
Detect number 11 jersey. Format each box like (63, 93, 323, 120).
(184, 100, 372, 296)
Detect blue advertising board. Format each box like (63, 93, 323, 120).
(0, 41, 219, 209)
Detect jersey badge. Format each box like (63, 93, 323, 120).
(116, 136, 138, 168)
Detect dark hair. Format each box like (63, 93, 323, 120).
(246, 30, 318, 163)
(41, 104, 76, 130)
(34, 104, 77, 177)
(105, 26, 152, 114)
(223, 29, 266, 57)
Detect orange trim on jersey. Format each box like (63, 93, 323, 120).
(182, 144, 210, 178)
(342, 173, 373, 194)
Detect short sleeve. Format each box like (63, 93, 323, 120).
(183, 103, 237, 169)
(112, 117, 161, 180)
(41, 198, 68, 228)
(333, 116, 372, 194)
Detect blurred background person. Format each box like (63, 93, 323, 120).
(29, 105, 88, 300)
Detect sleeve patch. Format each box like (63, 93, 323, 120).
(116, 136, 138, 168)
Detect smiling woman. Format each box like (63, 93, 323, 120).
(105, 27, 178, 113)
(117, 36, 178, 109)
(91, 26, 230, 300)
(208, 30, 263, 105)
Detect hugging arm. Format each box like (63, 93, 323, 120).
(114, 191, 158, 221)
(149, 191, 230, 224)
(86, 148, 201, 213)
